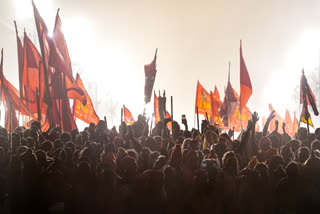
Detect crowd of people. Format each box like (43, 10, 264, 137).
(0, 110, 320, 214)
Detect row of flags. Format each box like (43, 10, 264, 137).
(0, 1, 100, 132)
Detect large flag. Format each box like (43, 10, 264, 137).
(219, 76, 238, 127)
(144, 49, 157, 103)
(32, 0, 52, 71)
(123, 105, 135, 125)
(210, 86, 224, 128)
(240, 40, 252, 110)
(73, 74, 99, 125)
(14, 21, 24, 98)
(285, 109, 293, 137)
(300, 71, 318, 116)
(195, 81, 212, 116)
(154, 91, 161, 125)
(269, 104, 284, 134)
(291, 112, 298, 137)
(22, 32, 43, 115)
(49, 9, 73, 81)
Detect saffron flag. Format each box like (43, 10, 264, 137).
(240, 40, 252, 110)
(230, 88, 252, 132)
(269, 104, 284, 134)
(195, 81, 212, 116)
(219, 78, 238, 127)
(154, 91, 161, 125)
(285, 109, 293, 137)
(291, 112, 298, 137)
(73, 74, 99, 125)
(49, 10, 73, 81)
(144, 49, 157, 103)
(210, 86, 224, 128)
(123, 105, 135, 125)
(300, 71, 318, 116)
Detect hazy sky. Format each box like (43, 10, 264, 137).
(1, 0, 320, 128)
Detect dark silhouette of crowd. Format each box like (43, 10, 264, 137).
(0, 111, 320, 214)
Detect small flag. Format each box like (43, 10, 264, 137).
(240, 40, 252, 110)
(123, 105, 135, 125)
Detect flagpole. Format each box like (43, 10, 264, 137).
(302, 70, 311, 147)
(196, 106, 200, 132)
(58, 73, 62, 128)
(121, 106, 123, 123)
(150, 113, 154, 135)
(9, 102, 12, 169)
(171, 96, 173, 124)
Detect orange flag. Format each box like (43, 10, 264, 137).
(210, 86, 223, 127)
(154, 91, 161, 125)
(285, 109, 293, 137)
(49, 9, 73, 81)
(229, 88, 251, 132)
(73, 74, 99, 125)
(195, 81, 212, 116)
(291, 112, 298, 137)
(166, 111, 172, 132)
(269, 104, 284, 134)
(123, 105, 135, 125)
(240, 40, 252, 110)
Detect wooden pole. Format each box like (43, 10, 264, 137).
(171, 96, 173, 123)
(196, 106, 200, 132)
(104, 116, 108, 129)
(150, 113, 154, 135)
(121, 107, 124, 123)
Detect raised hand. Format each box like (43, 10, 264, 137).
(268, 110, 276, 121)
(252, 112, 259, 124)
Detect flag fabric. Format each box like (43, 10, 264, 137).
(219, 80, 238, 127)
(300, 103, 314, 128)
(73, 74, 99, 125)
(269, 104, 284, 134)
(256, 123, 260, 132)
(32, 0, 52, 71)
(49, 10, 73, 81)
(166, 111, 172, 132)
(230, 88, 252, 132)
(262, 116, 266, 130)
(285, 109, 293, 137)
(144, 49, 157, 103)
(22, 32, 43, 115)
(123, 105, 135, 125)
(14, 21, 24, 98)
(154, 91, 161, 125)
(300, 71, 319, 116)
(195, 81, 212, 116)
(0, 49, 29, 131)
(210, 86, 223, 127)
(291, 112, 298, 137)
(240, 40, 252, 110)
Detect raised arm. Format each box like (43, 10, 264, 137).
(263, 110, 276, 136)
(250, 112, 259, 156)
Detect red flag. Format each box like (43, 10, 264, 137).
(144, 49, 157, 103)
(73, 74, 99, 125)
(285, 109, 293, 137)
(154, 91, 161, 125)
(300, 71, 318, 116)
(240, 40, 252, 110)
(195, 81, 212, 116)
(49, 10, 73, 81)
(262, 116, 266, 129)
(256, 123, 260, 132)
(14, 21, 24, 98)
(219, 79, 238, 127)
(123, 105, 135, 125)
(32, 0, 52, 71)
